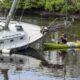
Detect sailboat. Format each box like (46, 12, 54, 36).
(0, 0, 43, 50)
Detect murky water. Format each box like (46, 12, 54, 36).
(1, 49, 80, 80)
(0, 16, 80, 80)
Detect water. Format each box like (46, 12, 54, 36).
(0, 16, 80, 80)
(1, 49, 80, 80)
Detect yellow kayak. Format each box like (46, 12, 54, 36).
(43, 41, 80, 51)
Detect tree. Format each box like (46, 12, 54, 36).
(1, 0, 80, 14)
(2, 0, 12, 9)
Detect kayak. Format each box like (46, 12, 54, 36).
(43, 42, 80, 51)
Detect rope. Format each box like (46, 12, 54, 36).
(64, 0, 68, 21)
(19, 9, 25, 22)
(19, 8, 24, 22)
(19, 0, 27, 22)
(67, 32, 80, 41)
(67, 33, 80, 37)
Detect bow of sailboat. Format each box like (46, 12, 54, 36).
(0, 0, 43, 50)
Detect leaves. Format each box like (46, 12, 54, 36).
(2, 0, 12, 9)
(45, 0, 53, 11)
(76, 2, 80, 10)
(1, 0, 80, 13)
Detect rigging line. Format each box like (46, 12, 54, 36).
(64, 0, 68, 21)
(19, 0, 27, 22)
(67, 33, 80, 37)
(19, 9, 25, 22)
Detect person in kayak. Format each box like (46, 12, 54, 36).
(60, 33, 68, 44)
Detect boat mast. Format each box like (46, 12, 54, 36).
(4, 0, 18, 30)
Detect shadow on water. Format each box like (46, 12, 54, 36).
(5, 48, 80, 80)
(12, 47, 48, 62)
(12, 47, 64, 69)
(0, 45, 80, 80)
(11, 46, 80, 76)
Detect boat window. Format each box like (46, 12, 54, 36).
(19, 59, 23, 63)
(0, 58, 4, 61)
(0, 41, 4, 44)
(0, 50, 2, 53)
(20, 37, 23, 40)
(16, 25, 23, 31)
(10, 39, 14, 42)
(10, 58, 13, 62)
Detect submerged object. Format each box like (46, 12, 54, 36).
(43, 41, 80, 50)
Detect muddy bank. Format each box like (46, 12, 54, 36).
(0, 8, 80, 20)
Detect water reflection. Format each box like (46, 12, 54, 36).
(0, 48, 80, 80)
(0, 16, 80, 79)
(44, 49, 80, 78)
(9, 71, 80, 80)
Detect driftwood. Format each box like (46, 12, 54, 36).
(40, 11, 80, 20)
(71, 15, 80, 20)
(41, 19, 72, 33)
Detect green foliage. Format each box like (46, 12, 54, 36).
(76, 2, 80, 11)
(61, 4, 74, 13)
(2, 0, 12, 9)
(55, 0, 64, 5)
(1, 0, 80, 13)
(22, 0, 31, 9)
(44, 0, 54, 11)
(44, 0, 64, 11)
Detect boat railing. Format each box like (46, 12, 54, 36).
(0, 32, 24, 40)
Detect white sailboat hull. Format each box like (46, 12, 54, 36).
(0, 20, 43, 50)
